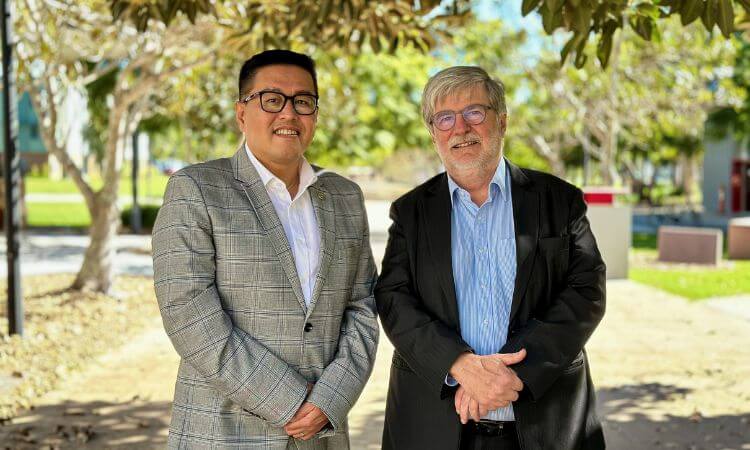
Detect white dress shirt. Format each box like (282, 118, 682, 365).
(245, 145, 321, 307)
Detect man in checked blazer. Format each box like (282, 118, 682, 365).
(152, 50, 379, 449)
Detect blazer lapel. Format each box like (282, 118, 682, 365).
(232, 148, 307, 312)
(508, 161, 539, 324)
(307, 180, 335, 315)
(420, 174, 461, 330)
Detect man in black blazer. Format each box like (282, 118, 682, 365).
(375, 66, 606, 450)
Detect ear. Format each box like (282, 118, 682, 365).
(235, 101, 245, 130)
(499, 113, 507, 135)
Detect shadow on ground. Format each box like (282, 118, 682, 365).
(2, 383, 748, 449)
(0, 399, 171, 450)
(598, 383, 750, 450)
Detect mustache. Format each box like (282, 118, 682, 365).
(448, 134, 481, 147)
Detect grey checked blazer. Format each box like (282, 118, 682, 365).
(152, 148, 379, 449)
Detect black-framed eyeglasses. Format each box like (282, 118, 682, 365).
(430, 104, 494, 131)
(239, 90, 319, 115)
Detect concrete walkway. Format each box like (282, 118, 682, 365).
(3, 280, 750, 449)
(1, 199, 749, 449)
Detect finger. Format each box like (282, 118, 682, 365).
(459, 391, 470, 424)
(454, 387, 464, 414)
(510, 373, 524, 391)
(469, 397, 481, 422)
(497, 348, 526, 366)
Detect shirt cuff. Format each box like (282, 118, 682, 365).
(445, 374, 459, 387)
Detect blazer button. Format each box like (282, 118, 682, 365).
(304, 323, 313, 332)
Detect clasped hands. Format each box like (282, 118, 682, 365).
(283, 383, 329, 441)
(449, 349, 526, 424)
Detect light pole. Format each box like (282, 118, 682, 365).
(2, 0, 23, 336)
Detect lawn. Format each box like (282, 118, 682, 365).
(25, 166, 170, 199)
(629, 233, 750, 300)
(26, 202, 91, 228)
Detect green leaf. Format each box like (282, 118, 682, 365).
(522, 0, 542, 16)
(736, 0, 750, 13)
(111, 0, 128, 21)
(545, 0, 564, 14)
(185, 1, 198, 23)
(597, 31, 614, 68)
(541, 3, 563, 33)
(680, 0, 704, 25)
(574, 46, 588, 68)
(636, 2, 661, 19)
(701, 0, 717, 29)
(560, 34, 578, 65)
(716, 0, 734, 37)
(632, 15, 654, 40)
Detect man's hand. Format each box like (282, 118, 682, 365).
(455, 385, 490, 424)
(283, 402, 329, 441)
(449, 349, 526, 413)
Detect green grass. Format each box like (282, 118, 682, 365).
(26, 202, 91, 228)
(632, 232, 657, 250)
(630, 233, 750, 300)
(630, 255, 750, 300)
(25, 167, 170, 199)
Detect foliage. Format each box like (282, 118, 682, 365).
(121, 204, 161, 230)
(309, 46, 434, 167)
(14, 0, 466, 292)
(110, 0, 750, 69)
(109, 0, 470, 51)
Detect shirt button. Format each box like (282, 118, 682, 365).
(304, 323, 313, 332)
(483, 320, 489, 325)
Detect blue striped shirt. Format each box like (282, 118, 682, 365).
(448, 158, 517, 421)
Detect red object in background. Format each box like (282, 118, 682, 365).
(731, 159, 749, 214)
(583, 191, 615, 205)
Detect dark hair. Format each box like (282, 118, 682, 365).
(238, 50, 318, 100)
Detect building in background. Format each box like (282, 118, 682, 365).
(703, 133, 750, 217)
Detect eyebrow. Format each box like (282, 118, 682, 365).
(257, 87, 316, 96)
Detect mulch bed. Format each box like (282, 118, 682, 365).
(0, 274, 159, 421)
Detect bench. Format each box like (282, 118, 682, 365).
(658, 226, 723, 265)
(728, 217, 750, 260)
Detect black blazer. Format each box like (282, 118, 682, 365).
(375, 161, 607, 450)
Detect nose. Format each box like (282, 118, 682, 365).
(452, 113, 470, 134)
(277, 98, 298, 119)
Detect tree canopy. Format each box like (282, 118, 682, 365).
(109, 0, 750, 68)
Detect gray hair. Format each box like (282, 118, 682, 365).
(421, 66, 507, 127)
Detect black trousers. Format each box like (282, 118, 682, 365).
(459, 422, 521, 450)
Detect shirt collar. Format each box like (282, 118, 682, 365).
(447, 157, 508, 206)
(244, 143, 318, 198)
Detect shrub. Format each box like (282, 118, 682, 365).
(120, 204, 160, 230)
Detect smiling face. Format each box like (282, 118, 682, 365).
(430, 84, 506, 178)
(235, 64, 317, 170)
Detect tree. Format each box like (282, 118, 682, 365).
(446, 16, 739, 200)
(15, 0, 466, 293)
(109, 0, 750, 68)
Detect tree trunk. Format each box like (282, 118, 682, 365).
(72, 101, 129, 293)
(72, 194, 120, 293)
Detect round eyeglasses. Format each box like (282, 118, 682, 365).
(430, 104, 494, 131)
(240, 90, 319, 115)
